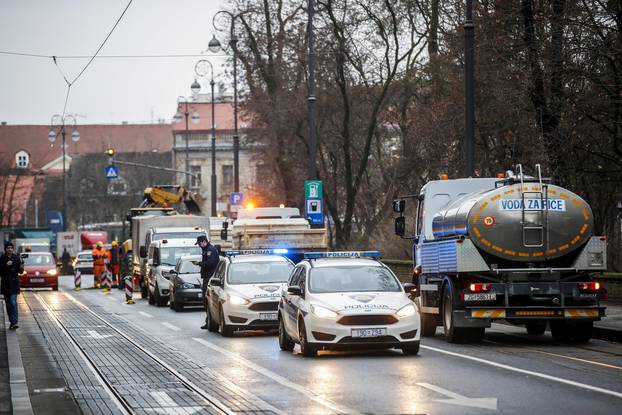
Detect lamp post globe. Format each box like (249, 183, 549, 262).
(191, 79, 201, 99)
(208, 35, 221, 53)
(48, 130, 57, 143)
(71, 130, 80, 142)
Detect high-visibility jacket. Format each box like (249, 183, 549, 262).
(92, 248, 106, 266)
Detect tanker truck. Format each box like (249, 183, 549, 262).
(393, 165, 606, 343)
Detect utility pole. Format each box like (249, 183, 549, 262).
(464, 0, 475, 177)
(307, 0, 318, 180)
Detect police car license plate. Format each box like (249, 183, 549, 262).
(30, 278, 44, 283)
(464, 293, 496, 301)
(351, 328, 387, 338)
(259, 313, 278, 321)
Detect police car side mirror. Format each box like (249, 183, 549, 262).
(394, 217, 406, 237)
(393, 199, 405, 213)
(210, 277, 223, 286)
(287, 285, 302, 296)
(403, 283, 417, 293)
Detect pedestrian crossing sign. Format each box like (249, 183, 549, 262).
(105, 165, 119, 179)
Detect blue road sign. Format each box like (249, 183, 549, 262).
(306, 198, 323, 225)
(105, 165, 119, 179)
(230, 192, 244, 206)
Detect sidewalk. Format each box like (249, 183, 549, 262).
(595, 300, 622, 342)
(0, 302, 11, 414)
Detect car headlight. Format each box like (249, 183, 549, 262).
(228, 294, 250, 305)
(396, 303, 416, 318)
(47, 269, 58, 276)
(311, 304, 338, 319)
(180, 282, 194, 289)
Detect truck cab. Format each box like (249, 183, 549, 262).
(146, 238, 201, 306)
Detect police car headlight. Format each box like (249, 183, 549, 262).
(311, 304, 338, 319)
(228, 294, 250, 305)
(47, 269, 58, 276)
(396, 303, 416, 318)
(180, 282, 194, 289)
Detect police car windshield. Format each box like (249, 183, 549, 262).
(179, 260, 200, 274)
(160, 247, 201, 266)
(154, 232, 204, 241)
(23, 254, 54, 266)
(309, 266, 401, 293)
(228, 262, 293, 284)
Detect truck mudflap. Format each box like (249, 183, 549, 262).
(465, 306, 605, 320)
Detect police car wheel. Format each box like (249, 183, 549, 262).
(148, 289, 155, 305)
(169, 296, 174, 309)
(298, 320, 317, 357)
(420, 312, 438, 337)
(220, 307, 234, 337)
(278, 317, 294, 351)
(206, 303, 219, 332)
(401, 341, 420, 356)
(155, 285, 168, 307)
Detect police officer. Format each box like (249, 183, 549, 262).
(0, 242, 24, 329)
(193, 235, 219, 330)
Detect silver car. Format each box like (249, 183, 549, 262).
(168, 255, 204, 311)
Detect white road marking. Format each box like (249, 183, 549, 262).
(417, 382, 497, 411)
(161, 322, 181, 331)
(421, 344, 622, 399)
(83, 330, 113, 340)
(150, 391, 203, 414)
(193, 337, 355, 414)
(138, 311, 153, 318)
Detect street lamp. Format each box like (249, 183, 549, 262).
(194, 59, 217, 217)
(174, 81, 201, 188)
(210, 11, 241, 193)
(48, 114, 79, 231)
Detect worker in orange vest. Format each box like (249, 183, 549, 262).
(92, 241, 106, 289)
(108, 241, 121, 288)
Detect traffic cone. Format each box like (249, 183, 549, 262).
(124, 276, 134, 304)
(74, 270, 81, 291)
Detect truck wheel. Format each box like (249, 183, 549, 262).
(526, 322, 547, 335)
(572, 321, 593, 343)
(550, 320, 573, 342)
(442, 284, 468, 344)
(420, 312, 438, 337)
(278, 316, 295, 351)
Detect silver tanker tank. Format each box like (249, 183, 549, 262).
(432, 182, 594, 262)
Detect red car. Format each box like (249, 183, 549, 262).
(21, 252, 59, 290)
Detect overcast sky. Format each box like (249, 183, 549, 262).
(0, 0, 228, 125)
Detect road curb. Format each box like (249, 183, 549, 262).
(4, 304, 33, 415)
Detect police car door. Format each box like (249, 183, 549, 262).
(209, 261, 226, 319)
(283, 266, 303, 333)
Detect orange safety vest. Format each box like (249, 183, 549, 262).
(92, 248, 106, 266)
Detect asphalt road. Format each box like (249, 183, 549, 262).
(43, 276, 622, 414)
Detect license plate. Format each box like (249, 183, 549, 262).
(30, 278, 44, 283)
(464, 293, 496, 301)
(351, 328, 387, 338)
(259, 313, 278, 321)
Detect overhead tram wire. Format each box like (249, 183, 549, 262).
(0, 51, 226, 59)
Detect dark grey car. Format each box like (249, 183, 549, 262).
(168, 255, 203, 311)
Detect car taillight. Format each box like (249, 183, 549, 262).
(577, 282, 600, 292)
(469, 283, 491, 292)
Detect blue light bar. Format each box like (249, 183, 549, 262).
(224, 249, 289, 256)
(304, 251, 381, 259)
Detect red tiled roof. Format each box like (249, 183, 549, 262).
(171, 102, 252, 133)
(0, 175, 35, 226)
(0, 124, 173, 170)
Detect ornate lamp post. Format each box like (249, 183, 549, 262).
(173, 81, 201, 188)
(48, 114, 79, 231)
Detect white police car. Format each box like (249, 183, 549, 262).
(278, 251, 420, 357)
(205, 249, 295, 336)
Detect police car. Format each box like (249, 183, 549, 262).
(204, 249, 295, 336)
(278, 251, 420, 357)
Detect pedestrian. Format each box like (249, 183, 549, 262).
(193, 235, 219, 330)
(109, 241, 122, 288)
(0, 242, 24, 329)
(92, 241, 106, 289)
(61, 248, 71, 275)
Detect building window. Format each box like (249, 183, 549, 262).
(15, 151, 29, 168)
(190, 165, 202, 189)
(222, 165, 233, 190)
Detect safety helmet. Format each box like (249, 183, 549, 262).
(97, 241, 103, 247)
(112, 241, 118, 247)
